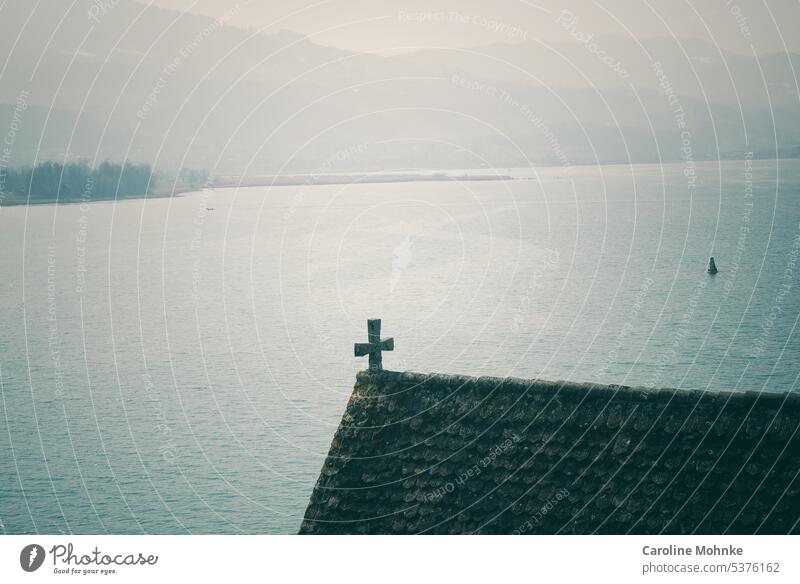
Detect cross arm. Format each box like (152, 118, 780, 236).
(354, 342, 373, 357)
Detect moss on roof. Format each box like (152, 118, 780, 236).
(299, 370, 800, 534)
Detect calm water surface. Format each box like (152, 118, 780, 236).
(1, 160, 799, 533)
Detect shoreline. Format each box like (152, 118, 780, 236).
(0, 190, 181, 207)
(0, 172, 516, 207)
(211, 171, 516, 189)
(1, 157, 794, 207)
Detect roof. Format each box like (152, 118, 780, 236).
(299, 370, 800, 534)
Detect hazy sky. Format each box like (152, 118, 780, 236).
(149, 0, 800, 54)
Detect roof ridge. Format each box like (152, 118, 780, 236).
(355, 369, 800, 407)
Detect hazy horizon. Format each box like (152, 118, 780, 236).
(2, 0, 799, 175)
(147, 0, 800, 56)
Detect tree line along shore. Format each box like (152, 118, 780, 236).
(0, 161, 210, 205)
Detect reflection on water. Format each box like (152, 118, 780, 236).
(1, 159, 798, 533)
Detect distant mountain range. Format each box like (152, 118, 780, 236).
(1, 0, 798, 174)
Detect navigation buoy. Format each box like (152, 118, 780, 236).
(707, 256, 718, 274)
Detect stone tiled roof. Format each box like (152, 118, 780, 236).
(299, 370, 800, 534)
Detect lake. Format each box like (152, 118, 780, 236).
(1, 159, 799, 534)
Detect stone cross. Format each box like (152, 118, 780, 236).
(354, 319, 394, 371)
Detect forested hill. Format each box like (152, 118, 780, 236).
(0, 161, 153, 203)
(2, 1, 799, 173)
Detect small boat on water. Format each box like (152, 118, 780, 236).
(707, 256, 718, 274)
